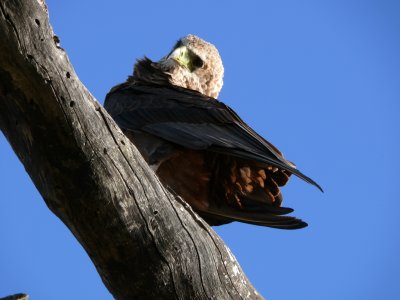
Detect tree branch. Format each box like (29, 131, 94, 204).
(0, 0, 262, 299)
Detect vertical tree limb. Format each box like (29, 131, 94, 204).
(0, 0, 262, 299)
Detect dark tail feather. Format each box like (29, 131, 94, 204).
(197, 207, 308, 230)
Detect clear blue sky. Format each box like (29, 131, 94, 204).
(1, 1, 399, 299)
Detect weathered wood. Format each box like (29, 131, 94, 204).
(0, 0, 263, 299)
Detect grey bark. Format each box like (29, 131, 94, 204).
(0, 0, 263, 299)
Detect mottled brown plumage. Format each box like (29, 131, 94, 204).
(105, 35, 321, 229)
(129, 34, 224, 98)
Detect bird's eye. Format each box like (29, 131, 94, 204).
(192, 56, 204, 69)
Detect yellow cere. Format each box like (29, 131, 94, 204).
(169, 46, 195, 72)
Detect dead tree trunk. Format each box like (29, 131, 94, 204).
(0, 0, 262, 299)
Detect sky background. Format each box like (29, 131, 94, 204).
(1, 0, 400, 299)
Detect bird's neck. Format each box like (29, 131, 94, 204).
(129, 57, 171, 86)
(129, 57, 221, 98)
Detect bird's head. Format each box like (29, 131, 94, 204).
(157, 35, 224, 98)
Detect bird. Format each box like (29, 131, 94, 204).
(104, 34, 322, 229)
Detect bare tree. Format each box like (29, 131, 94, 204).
(0, 0, 262, 299)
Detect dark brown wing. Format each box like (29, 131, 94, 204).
(105, 82, 322, 190)
(104, 82, 321, 229)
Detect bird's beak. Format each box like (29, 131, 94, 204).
(168, 45, 192, 71)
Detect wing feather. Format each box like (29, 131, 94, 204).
(105, 82, 322, 191)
